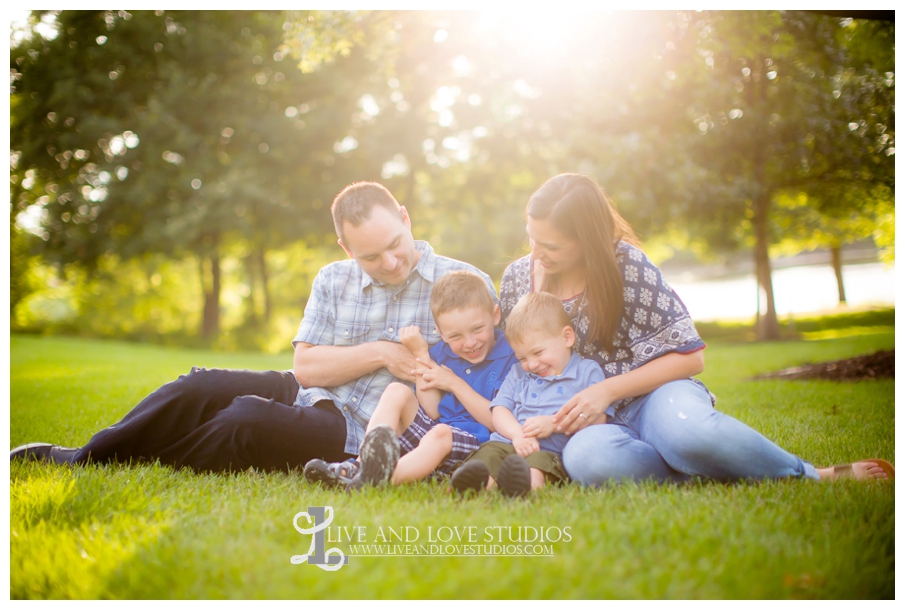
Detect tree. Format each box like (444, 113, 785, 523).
(13, 10, 893, 345)
(772, 187, 893, 303)
(662, 10, 894, 339)
(11, 10, 371, 340)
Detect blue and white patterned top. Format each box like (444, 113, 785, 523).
(490, 352, 606, 456)
(499, 242, 711, 414)
(292, 240, 498, 454)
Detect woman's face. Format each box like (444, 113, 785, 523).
(526, 216, 584, 277)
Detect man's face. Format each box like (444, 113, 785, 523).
(339, 205, 420, 287)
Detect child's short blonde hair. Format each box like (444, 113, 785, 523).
(504, 292, 572, 345)
(430, 271, 496, 319)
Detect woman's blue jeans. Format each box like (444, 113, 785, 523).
(562, 379, 819, 485)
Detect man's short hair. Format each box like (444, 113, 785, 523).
(430, 271, 496, 320)
(504, 292, 572, 346)
(331, 182, 402, 239)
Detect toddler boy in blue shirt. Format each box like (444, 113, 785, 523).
(451, 291, 606, 497)
(305, 270, 518, 487)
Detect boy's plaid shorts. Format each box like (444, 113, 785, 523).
(398, 406, 482, 475)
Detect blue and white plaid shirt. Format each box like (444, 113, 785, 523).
(292, 240, 498, 454)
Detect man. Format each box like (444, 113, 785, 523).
(11, 182, 497, 473)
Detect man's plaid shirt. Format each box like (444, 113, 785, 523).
(292, 240, 497, 455)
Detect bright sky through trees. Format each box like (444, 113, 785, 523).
(10, 10, 58, 44)
(474, 9, 594, 59)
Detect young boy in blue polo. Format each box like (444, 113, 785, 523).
(451, 291, 606, 497)
(304, 270, 519, 487)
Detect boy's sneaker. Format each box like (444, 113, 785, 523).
(450, 460, 490, 495)
(497, 454, 531, 497)
(304, 458, 360, 488)
(347, 425, 399, 490)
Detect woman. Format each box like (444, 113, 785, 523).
(499, 173, 893, 485)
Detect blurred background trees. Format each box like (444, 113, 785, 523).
(10, 9, 894, 347)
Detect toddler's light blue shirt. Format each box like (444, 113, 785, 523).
(489, 352, 605, 455)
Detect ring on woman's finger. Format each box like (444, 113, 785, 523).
(579, 413, 589, 420)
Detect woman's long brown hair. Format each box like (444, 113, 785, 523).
(527, 174, 639, 350)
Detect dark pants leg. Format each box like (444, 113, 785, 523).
(157, 397, 350, 472)
(75, 367, 351, 472)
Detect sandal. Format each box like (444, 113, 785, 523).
(832, 458, 895, 480)
(304, 458, 360, 487)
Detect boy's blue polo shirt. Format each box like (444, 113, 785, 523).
(489, 352, 605, 455)
(429, 330, 519, 443)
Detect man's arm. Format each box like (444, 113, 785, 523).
(293, 264, 421, 389)
(293, 341, 417, 388)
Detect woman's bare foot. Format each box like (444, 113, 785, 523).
(817, 459, 895, 481)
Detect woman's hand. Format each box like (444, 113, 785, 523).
(552, 351, 705, 435)
(552, 381, 613, 435)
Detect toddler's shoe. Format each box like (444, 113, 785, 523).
(450, 460, 490, 495)
(497, 454, 531, 497)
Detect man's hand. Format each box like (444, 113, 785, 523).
(522, 415, 556, 439)
(413, 359, 461, 393)
(380, 342, 418, 383)
(512, 434, 539, 458)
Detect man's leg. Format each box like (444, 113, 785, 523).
(157, 398, 351, 473)
(75, 367, 301, 465)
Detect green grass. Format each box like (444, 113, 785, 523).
(9, 326, 895, 599)
(695, 307, 895, 343)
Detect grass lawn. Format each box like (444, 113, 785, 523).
(8, 322, 895, 599)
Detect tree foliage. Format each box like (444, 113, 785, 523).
(11, 10, 375, 339)
(11, 10, 894, 346)
(644, 10, 894, 338)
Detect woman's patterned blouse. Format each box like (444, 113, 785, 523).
(499, 242, 714, 412)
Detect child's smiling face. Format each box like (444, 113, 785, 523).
(510, 325, 575, 377)
(436, 304, 501, 364)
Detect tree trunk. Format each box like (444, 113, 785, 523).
(244, 250, 259, 326)
(831, 244, 847, 303)
(201, 246, 221, 341)
(752, 193, 781, 340)
(750, 50, 780, 341)
(256, 244, 271, 322)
